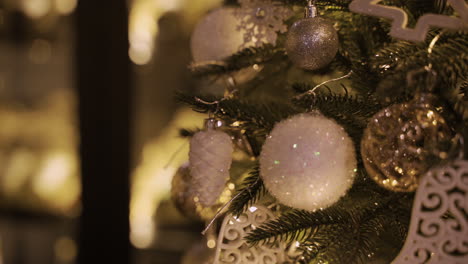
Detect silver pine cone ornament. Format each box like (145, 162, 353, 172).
(189, 118, 233, 206)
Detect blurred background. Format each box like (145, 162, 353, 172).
(0, 0, 224, 263)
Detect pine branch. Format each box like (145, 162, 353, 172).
(293, 88, 383, 120)
(371, 32, 468, 95)
(328, 11, 391, 93)
(245, 207, 351, 246)
(245, 178, 410, 248)
(228, 166, 266, 217)
(292, 89, 384, 144)
(189, 45, 286, 77)
(275, 0, 351, 10)
(176, 92, 299, 136)
(296, 223, 352, 264)
(295, 193, 411, 264)
(445, 77, 468, 123)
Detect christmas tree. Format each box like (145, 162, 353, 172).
(173, 0, 468, 263)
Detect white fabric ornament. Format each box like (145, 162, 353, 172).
(392, 159, 468, 264)
(214, 204, 300, 263)
(191, 7, 248, 62)
(259, 113, 357, 211)
(189, 119, 233, 207)
(191, 2, 292, 63)
(191, 7, 255, 62)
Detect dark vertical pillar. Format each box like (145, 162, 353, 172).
(76, 1, 131, 263)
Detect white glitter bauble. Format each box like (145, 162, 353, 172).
(259, 114, 357, 211)
(189, 128, 233, 207)
(191, 7, 251, 62)
(285, 17, 339, 71)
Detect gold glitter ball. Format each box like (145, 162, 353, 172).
(361, 93, 455, 192)
(171, 163, 233, 221)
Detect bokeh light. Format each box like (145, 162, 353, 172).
(128, 0, 222, 65)
(20, 0, 51, 19)
(54, 236, 77, 262)
(29, 39, 52, 64)
(54, 0, 78, 15)
(130, 108, 205, 248)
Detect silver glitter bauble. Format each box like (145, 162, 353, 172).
(285, 17, 339, 71)
(361, 93, 455, 192)
(259, 113, 356, 211)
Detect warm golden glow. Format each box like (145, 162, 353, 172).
(129, 44, 152, 66)
(54, 0, 78, 15)
(32, 151, 80, 210)
(54, 237, 77, 262)
(130, 108, 205, 248)
(207, 239, 216, 249)
(1, 150, 35, 195)
(29, 39, 52, 64)
(20, 0, 51, 18)
(128, 0, 222, 65)
(0, 90, 80, 214)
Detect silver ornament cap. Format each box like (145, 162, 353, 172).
(285, 4, 339, 71)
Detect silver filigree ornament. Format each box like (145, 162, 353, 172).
(234, 0, 293, 48)
(393, 159, 468, 264)
(214, 204, 300, 263)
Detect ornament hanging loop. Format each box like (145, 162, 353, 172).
(405, 31, 444, 94)
(205, 117, 224, 130)
(406, 66, 438, 94)
(305, 0, 318, 18)
(194, 88, 238, 118)
(426, 31, 444, 70)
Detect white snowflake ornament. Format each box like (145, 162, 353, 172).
(234, 0, 293, 48)
(392, 159, 468, 264)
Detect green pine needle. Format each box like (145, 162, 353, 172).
(176, 92, 299, 136)
(228, 165, 266, 217)
(190, 45, 286, 77)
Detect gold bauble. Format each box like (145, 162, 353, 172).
(361, 93, 455, 192)
(170, 162, 233, 221)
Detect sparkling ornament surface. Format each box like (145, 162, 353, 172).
(189, 128, 233, 207)
(392, 159, 468, 264)
(259, 114, 357, 211)
(234, 0, 293, 48)
(361, 93, 455, 192)
(285, 17, 339, 71)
